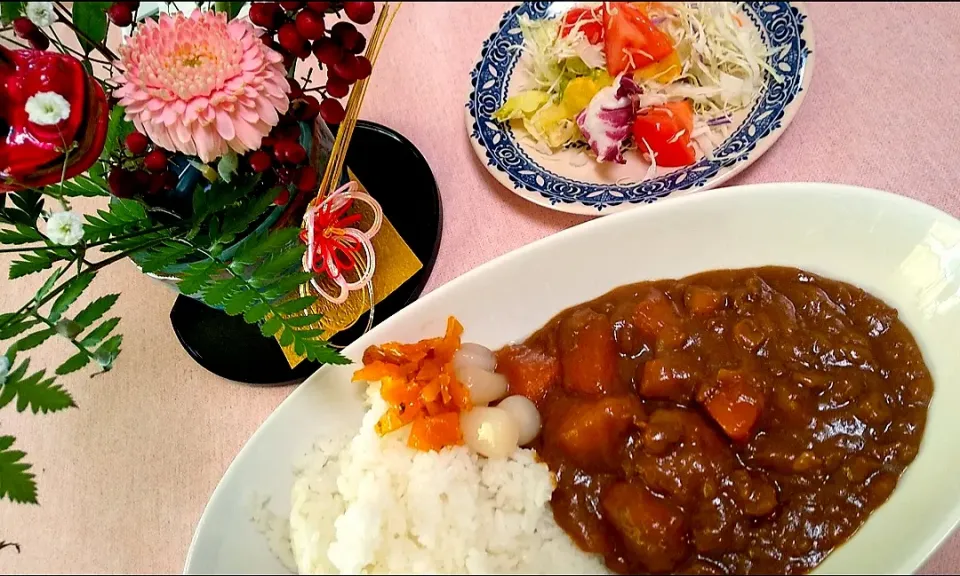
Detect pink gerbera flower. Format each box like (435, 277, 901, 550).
(114, 11, 290, 163)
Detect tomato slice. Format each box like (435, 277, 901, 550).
(603, 2, 675, 76)
(631, 100, 697, 168)
(560, 6, 605, 45)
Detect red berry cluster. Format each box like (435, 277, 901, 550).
(249, 2, 375, 125)
(108, 132, 176, 199)
(107, 2, 140, 27)
(13, 18, 49, 50)
(247, 118, 319, 206)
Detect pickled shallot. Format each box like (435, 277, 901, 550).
(353, 317, 541, 456)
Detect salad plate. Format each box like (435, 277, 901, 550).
(466, 2, 815, 214)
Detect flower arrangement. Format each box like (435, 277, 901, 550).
(0, 0, 386, 514)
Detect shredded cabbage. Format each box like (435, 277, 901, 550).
(514, 15, 604, 97)
(495, 14, 612, 151)
(652, 2, 780, 117)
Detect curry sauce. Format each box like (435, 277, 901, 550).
(496, 267, 932, 574)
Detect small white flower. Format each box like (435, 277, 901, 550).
(25, 2, 55, 27)
(25, 91, 71, 126)
(45, 210, 84, 246)
(0, 355, 9, 385)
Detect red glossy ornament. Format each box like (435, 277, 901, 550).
(125, 132, 149, 155)
(319, 98, 346, 124)
(26, 32, 50, 51)
(12, 17, 38, 39)
(249, 2, 283, 30)
(278, 23, 308, 57)
(273, 187, 291, 206)
(296, 165, 318, 193)
(0, 47, 109, 192)
(306, 2, 331, 13)
(107, 3, 134, 27)
(144, 149, 168, 172)
(108, 167, 136, 198)
(344, 2, 375, 25)
(295, 10, 325, 40)
(293, 95, 321, 121)
(313, 36, 343, 66)
(248, 150, 273, 173)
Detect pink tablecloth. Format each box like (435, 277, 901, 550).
(1, 2, 959, 573)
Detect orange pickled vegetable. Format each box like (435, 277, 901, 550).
(408, 412, 463, 452)
(353, 316, 473, 452)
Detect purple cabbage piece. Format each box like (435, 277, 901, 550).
(707, 115, 732, 127)
(576, 75, 643, 164)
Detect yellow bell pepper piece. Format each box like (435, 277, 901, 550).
(562, 77, 601, 116)
(633, 51, 683, 84)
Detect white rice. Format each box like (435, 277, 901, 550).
(288, 384, 610, 575)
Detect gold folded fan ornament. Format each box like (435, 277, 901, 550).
(280, 173, 422, 368)
(276, 2, 420, 368)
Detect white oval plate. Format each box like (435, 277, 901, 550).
(465, 2, 815, 215)
(185, 183, 960, 575)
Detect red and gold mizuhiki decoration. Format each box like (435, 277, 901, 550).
(300, 181, 383, 304)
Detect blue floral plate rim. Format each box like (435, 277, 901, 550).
(465, 1, 816, 215)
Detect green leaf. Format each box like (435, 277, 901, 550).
(297, 339, 349, 365)
(259, 271, 313, 300)
(0, 223, 43, 244)
(3, 189, 44, 225)
(37, 266, 66, 300)
(232, 224, 298, 265)
(0, 436, 36, 504)
(219, 187, 282, 240)
(100, 228, 173, 254)
(274, 296, 317, 315)
(137, 242, 193, 274)
(56, 351, 91, 376)
(4, 370, 76, 414)
(0, 2, 24, 25)
(242, 302, 271, 324)
(283, 313, 324, 328)
(102, 106, 136, 161)
(255, 244, 307, 280)
(58, 176, 109, 198)
(73, 294, 119, 328)
(83, 198, 150, 243)
(178, 260, 221, 296)
(80, 317, 120, 347)
(192, 176, 260, 225)
(0, 318, 39, 340)
(278, 326, 294, 347)
(202, 277, 244, 307)
(14, 329, 54, 352)
(217, 151, 239, 183)
(3, 359, 29, 391)
(110, 198, 147, 222)
(93, 334, 123, 369)
(259, 315, 282, 338)
(214, 1, 244, 18)
(9, 249, 71, 280)
(48, 272, 96, 323)
(72, 2, 112, 54)
(223, 289, 258, 317)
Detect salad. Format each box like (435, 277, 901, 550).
(493, 2, 781, 173)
